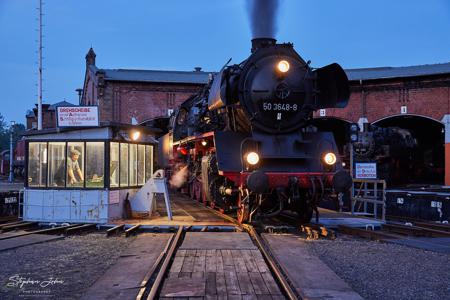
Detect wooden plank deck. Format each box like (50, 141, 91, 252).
(111, 194, 234, 226)
(160, 232, 283, 299)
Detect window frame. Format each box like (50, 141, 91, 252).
(47, 141, 67, 189)
(25, 139, 154, 190)
(65, 141, 85, 189)
(27, 142, 48, 188)
(85, 141, 106, 189)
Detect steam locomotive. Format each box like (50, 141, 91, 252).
(160, 38, 352, 223)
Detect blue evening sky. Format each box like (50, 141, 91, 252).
(1, 0, 450, 124)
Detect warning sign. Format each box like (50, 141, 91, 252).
(355, 163, 377, 179)
(57, 106, 99, 127)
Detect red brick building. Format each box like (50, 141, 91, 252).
(26, 101, 76, 130)
(316, 63, 450, 185)
(80, 48, 209, 124)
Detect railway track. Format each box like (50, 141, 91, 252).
(0, 220, 102, 251)
(337, 219, 450, 240)
(89, 195, 301, 299)
(129, 213, 299, 299)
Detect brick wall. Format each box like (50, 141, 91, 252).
(97, 81, 203, 124)
(26, 105, 56, 130)
(321, 77, 450, 123)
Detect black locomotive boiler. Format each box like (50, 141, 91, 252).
(160, 38, 352, 223)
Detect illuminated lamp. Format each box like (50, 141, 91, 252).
(277, 60, 290, 73)
(246, 152, 260, 165)
(323, 152, 337, 165)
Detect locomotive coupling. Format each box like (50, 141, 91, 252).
(332, 170, 353, 193)
(246, 170, 269, 194)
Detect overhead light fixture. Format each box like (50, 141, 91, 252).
(131, 131, 141, 141)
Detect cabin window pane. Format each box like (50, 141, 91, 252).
(86, 142, 104, 188)
(48, 142, 66, 187)
(137, 144, 145, 185)
(110, 142, 119, 187)
(67, 142, 84, 188)
(120, 143, 129, 187)
(129, 144, 137, 186)
(145, 145, 153, 181)
(28, 142, 47, 187)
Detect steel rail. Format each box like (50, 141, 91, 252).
(382, 223, 450, 237)
(0, 218, 24, 227)
(244, 224, 300, 300)
(1, 221, 38, 232)
(106, 224, 125, 237)
(146, 225, 184, 300)
(135, 230, 175, 300)
(64, 223, 97, 236)
(125, 224, 141, 237)
(0, 224, 79, 240)
(193, 198, 300, 299)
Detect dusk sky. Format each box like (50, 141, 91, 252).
(1, 0, 450, 124)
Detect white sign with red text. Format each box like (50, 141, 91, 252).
(57, 106, 99, 127)
(355, 163, 377, 179)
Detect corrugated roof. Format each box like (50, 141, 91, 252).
(345, 62, 450, 81)
(93, 62, 450, 84)
(102, 69, 211, 84)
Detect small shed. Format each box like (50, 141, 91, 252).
(23, 123, 157, 223)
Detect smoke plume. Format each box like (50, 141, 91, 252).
(246, 0, 281, 38)
(169, 165, 189, 188)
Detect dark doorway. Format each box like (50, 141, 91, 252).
(373, 114, 444, 186)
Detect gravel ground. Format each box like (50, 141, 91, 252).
(0, 233, 134, 300)
(306, 236, 450, 300)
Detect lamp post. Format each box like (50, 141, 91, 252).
(76, 88, 83, 105)
(9, 121, 15, 183)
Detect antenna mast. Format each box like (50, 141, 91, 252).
(37, 0, 43, 130)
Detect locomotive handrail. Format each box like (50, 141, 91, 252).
(351, 179, 386, 221)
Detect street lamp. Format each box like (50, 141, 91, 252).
(9, 121, 15, 183)
(76, 88, 83, 105)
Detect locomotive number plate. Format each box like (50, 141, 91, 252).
(262, 103, 298, 111)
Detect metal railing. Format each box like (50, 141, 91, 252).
(351, 179, 386, 221)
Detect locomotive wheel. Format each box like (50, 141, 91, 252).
(237, 194, 250, 224)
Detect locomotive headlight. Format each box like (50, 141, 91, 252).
(323, 152, 337, 165)
(277, 60, 290, 73)
(246, 152, 260, 165)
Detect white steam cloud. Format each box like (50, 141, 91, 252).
(169, 165, 189, 188)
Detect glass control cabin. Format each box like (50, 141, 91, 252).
(23, 124, 157, 223)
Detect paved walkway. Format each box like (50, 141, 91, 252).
(263, 233, 364, 300)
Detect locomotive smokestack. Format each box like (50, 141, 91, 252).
(246, 0, 280, 39)
(251, 38, 277, 53)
